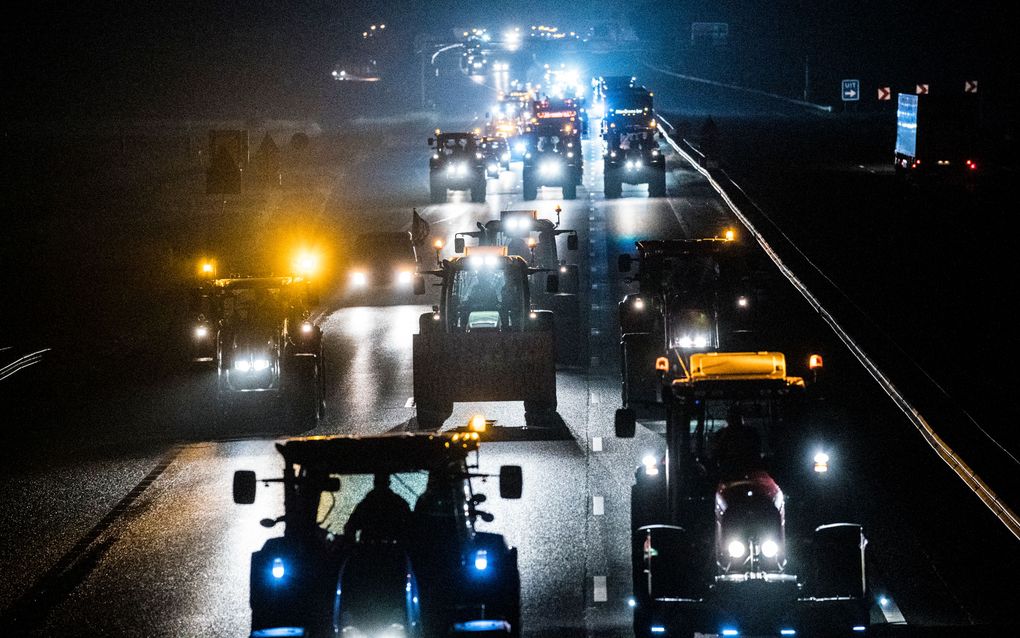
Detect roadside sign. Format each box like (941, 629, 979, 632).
(841, 79, 860, 101)
(916, 83, 929, 95)
(895, 94, 918, 158)
(964, 80, 978, 93)
(877, 86, 891, 101)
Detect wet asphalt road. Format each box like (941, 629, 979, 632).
(2, 62, 1019, 638)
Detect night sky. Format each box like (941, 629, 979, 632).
(6, 2, 1016, 119)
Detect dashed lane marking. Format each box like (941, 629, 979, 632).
(593, 575, 608, 602)
(593, 495, 605, 516)
(592, 436, 603, 452)
(404, 397, 415, 408)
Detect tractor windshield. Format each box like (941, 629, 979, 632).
(449, 267, 525, 330)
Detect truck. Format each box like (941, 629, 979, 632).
(412, 246, 561, 428)
(894, 93, 981, 181)
(601, 82, 655, 139)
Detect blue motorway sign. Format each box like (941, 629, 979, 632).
(842, 79, 860, 102)
(895, 94, 918, 157)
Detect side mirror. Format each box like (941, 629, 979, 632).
(618, 254, 633, 273)
(413, 274, 426, 295)
(545, 273, 560, 294)
(499, 465, 523, 499)
(567, 233, 578, 251)
(233, 470, 256, 504)
(427, 137, 435, 146)
(454, 236, 465, 253)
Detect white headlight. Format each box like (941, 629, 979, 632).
(814, 452, 830, 473)
(540, 161, 561, 175)
(301, 322, 314, 334)
(501, 152, 510, 161)
(567, 151, 574, 158)
(488, 163, 498, 172)
(351, 271, 367, 286)
(728, 540, 746, 558)
(234, 359, 251, 372)
(693, 334, 708, 348)
(484, 255, 498, 267)
(194, 325, 208, 339)
(253, 358, 271, 371)
(633, 298, 644, 310)
(515, 142, 526, 153)
(761, 539, 779, 558)
(397, 270, 413, 284)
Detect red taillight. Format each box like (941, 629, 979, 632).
(966, 159, 978, 171)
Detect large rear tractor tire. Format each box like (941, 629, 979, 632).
(522, 172, 537, 200)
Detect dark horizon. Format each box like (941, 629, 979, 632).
(6, 2, 1017, 120)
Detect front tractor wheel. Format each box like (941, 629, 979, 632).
(604, 169, 622, 199)
(471, 176, 487, 203)
(522, 171, 538, 200)
(524, 399, 557, 426)
(649, 170, 667, 197)
(286, 367, 321, 431)
(430, 175, 445, 203)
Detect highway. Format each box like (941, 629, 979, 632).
(2, 48, 1018, 638)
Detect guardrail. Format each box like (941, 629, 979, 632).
(656, 118, 1020, 542)
(0, 348, 50, 383)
